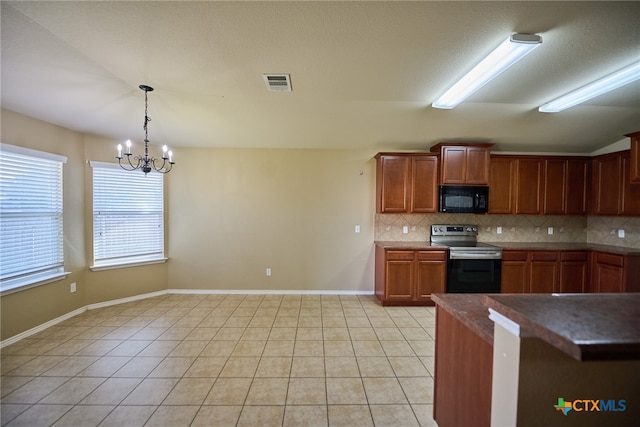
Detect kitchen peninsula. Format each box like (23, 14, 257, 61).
(431, 293, 640, 427)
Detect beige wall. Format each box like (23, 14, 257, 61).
(167, 147, 377, 292)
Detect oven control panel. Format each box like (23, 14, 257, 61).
(431, 224, 478, 236)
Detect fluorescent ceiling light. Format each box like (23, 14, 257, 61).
(539, 61, 640, 113)
(432, 33, 542, 109)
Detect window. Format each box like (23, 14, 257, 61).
(91, 161, 165, 269)
(0, 143, 67, 292)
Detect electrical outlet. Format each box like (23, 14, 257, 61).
(355, 225, 360, 233)
(548, 227, 554, 235)
(496, 227, 503, 235)
(70, 282, 76, 293)
(266, 268, 272, 277)
(402, 226, 409, 234)
(618, 229, 625, 238)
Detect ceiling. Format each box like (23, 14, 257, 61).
(2, 1, 639, 154)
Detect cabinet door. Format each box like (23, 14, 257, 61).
(621, 153, 640, 216)
(628, 131, 640, 184)
(591, 154, 622, 215)
(385, 251, 415, 300)
(489, 157, 515, 214)
(594, 263, 624, 293)
(529, 251, 559, 293)
(543, 159, 567, 214)
(377, 156, 410, 213)
(515, 158, 543, 214)
(465, 147, 490, 185)
(416, 251, 446, 300)
(501, 251, 528, 293)
(565, 159, 589, 215)
(591, 252, 624, 293)
(411, 156, 439, 213)
(559, 252, 587, 293)
(441, 146, 467, 184)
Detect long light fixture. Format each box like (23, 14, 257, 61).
(432, 33, 543, 109)
(539, 61, 640, 113)
(117, 85, 174, 174)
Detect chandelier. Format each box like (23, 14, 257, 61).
(116, 84, 174, 174)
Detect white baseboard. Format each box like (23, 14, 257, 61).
(1, 288, 375, 348)
(0, 306, 87, 349)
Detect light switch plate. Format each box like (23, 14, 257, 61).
(548, 227, 554, 235)
(496, 227, 503, 234)
(618, 229, 625, 238)
(402, 226, 409, 234)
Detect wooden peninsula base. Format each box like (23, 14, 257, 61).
(431, 293, 640, 427)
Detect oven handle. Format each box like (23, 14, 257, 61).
(450, 251, 502, 260)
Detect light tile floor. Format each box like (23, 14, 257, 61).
(1, 294, 439, 426)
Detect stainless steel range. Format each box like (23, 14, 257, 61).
(431, 224, 502, 293)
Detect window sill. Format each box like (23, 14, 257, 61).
(90, 257, 168, 271)
(1, 271, 71, 296)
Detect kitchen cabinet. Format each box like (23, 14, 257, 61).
(591, 150, 640, 216)
(488, 157, 515, 214)
(543, 158, 589, 215)
(565, 159, 590, 215)
(591, 152, 623, 215)
(500, 250, 528, 293)
(528, 251, 559, 293)
(501, 249, 587, 294)
(515, 158, 544, 214)
(375, 246, 446, 305)
(375, 153, 438, 213)
(621, 152, 640, 215)
(490, 155, 588, 215)
(589, 251, 640, 293)
(628, 131, 640, 184)
(430, 142, 493, 185)
(559, 251, 588, 293)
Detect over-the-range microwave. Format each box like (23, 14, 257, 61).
(439, 185, 489, 214)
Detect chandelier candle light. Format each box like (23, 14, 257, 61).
(117, 85, 174, 174)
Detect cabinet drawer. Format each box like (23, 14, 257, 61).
(386, 250, 415, 261)
(417, 250, 446, 261)
(530, 251, 558, 262)
(502, 251, 528, 261)
(595, 252, 624, 267)
(560, 251, 587, 262)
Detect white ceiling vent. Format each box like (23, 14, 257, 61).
(263, 74, 292, 92)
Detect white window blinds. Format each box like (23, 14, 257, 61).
(91, 162, 164, 267)
(0, 143, 67, 290)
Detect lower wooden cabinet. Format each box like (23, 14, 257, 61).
(559, 251, 588, 293)
(375, 246, 446, 305)
(589, 251, 640, 293)
(501, 250, 588, 294)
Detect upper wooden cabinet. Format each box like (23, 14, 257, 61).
(489, 155, 588, 215)
(544, 158, 589, 215)
(627, 131, 640, 184)
(430, 142, 493, 185)
(375, 153, 438, 213)
(591, 150, 640, 216)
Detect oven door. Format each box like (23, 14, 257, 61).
(447, 252, 502, 293)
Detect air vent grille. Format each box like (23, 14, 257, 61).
(263, 74, 292, 92)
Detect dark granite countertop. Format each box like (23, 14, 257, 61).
(430, 294, 494, 345)
(374, 241, 448, 250)
(483, 293, 640, 361)
(489, 242, 640, 255)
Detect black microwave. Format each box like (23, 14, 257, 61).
(439, 185, 489, 213)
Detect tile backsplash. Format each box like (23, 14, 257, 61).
(375, 214, 640, 249)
